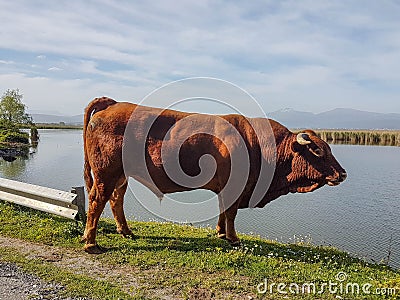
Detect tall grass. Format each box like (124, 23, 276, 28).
(315, 130, 400, 146)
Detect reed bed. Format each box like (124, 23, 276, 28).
(314, 130, 400, 146)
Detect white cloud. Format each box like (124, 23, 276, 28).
(48, 67, 63, 71)
(0, 1, 399, 114)
(0, 60, 14, 65)
(0, 73, 155, 115)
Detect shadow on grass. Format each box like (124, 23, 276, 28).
(3, 202, 391, 273)
(94, 220, 392, 272)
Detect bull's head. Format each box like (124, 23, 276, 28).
(287, 130, 347, 193)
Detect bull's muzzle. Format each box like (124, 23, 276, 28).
(327, 171, 347, 186)
(340, 171, 347, 182)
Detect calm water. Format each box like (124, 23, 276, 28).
(1, 129, 399, 268)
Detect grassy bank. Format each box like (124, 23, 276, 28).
(314, 129, 400, 146)
(0, 201, 399, 299)
(0, 123, 30, 159)
(34, 123, 83, 129)
(0, 123, 29, 145)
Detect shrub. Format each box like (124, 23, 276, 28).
(0, 127, 29, 144)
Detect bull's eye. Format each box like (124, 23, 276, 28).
(309, 147, 324, 157)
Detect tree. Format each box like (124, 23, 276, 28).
(0, 89, 35, 147)
(0, 89, 32, 125)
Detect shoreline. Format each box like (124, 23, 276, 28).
(32, 125, 400, 146)
(0, 200, 399, 299)
(313, 129, 400, 147)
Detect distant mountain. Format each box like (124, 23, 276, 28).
(267, 108, 317, 128)
(30, 108, 400, 129)
(268, 108, 400, 129)
(31, 114, 83, 125)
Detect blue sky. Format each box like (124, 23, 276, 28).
(0, 1, 399, 116)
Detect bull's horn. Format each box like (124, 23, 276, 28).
(297, 133, 312, 145)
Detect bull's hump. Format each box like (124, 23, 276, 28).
(89, 103, 135, 132)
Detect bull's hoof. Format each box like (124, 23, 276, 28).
(217, 233, 227, 239)
(80, 235, 87, 243)
(228, 239, 241, 247)
(84, 244, 107, 254)
(117, 229, 135, 239)
(121, 232, 136, 239)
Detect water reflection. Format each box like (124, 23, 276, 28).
(0, 130, 399, 269)
(327, 140, 399, 146)
(0, 157, 28, 178)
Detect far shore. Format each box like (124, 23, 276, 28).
(30, 124, 400, 146)
(312, 129, 400, 147)
(29, 123, 83, 130)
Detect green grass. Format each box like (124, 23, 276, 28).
(0, 247, 134, 300)
(0, 200, 399, 299)
(0, 125, 29, 145)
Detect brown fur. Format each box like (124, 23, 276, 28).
(83, 97, 117, 192)
(82, 97, 346, 253)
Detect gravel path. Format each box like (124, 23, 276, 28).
(0, 261, 72, 300)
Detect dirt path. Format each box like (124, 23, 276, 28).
(0, 236, 253, 300)
(0, 236, 179, 299)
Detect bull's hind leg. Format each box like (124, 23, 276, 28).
(82, 180, 112, 254)
(109, 176, 134, 238)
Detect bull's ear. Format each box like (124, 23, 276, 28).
(309, 146, 324, 157)
(294, 132, 325, 157)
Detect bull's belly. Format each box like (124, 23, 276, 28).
(127, 166, 221, 198)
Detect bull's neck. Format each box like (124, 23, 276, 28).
(275, 133, 295, 166)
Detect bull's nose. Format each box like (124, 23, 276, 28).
(340, 171, 347, 182)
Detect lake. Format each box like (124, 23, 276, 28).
(1, 129, 399, 269)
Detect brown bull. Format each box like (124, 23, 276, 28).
(82, 97, 347, 253)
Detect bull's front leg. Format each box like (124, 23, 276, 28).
(217, 194, 240, 246)
(216, 212, 227, 239)
(224, 204, 241, 246)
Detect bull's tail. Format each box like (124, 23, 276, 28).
(83, 97, 117, 192)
